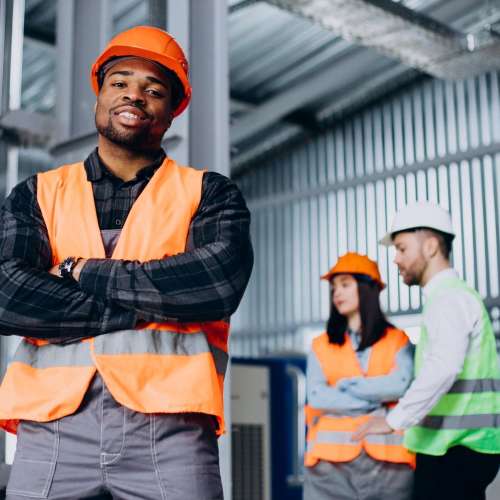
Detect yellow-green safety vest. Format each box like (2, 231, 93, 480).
(405, 277, 500, 456)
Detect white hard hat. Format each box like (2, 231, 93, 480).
(380, 201, 455, 246)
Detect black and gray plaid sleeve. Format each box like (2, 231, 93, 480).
(79, 172, 254, 322)
(0, 176, 137, 338)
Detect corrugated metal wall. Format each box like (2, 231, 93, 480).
(232, 72, 500, 356)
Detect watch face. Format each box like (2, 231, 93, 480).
(60, 257, 75, 278)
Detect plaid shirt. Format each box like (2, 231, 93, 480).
(0, 149, 253, 339)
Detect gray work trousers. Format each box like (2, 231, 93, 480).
(6, 374, 223, 500)
(303, 451, 414, 500)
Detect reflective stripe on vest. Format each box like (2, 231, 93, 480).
(309, 430, 405, 447)
(420, 414, 500, 430)
(13, 331, 229, 376)
(92, 328, 229, 376)
(446, 378, 500, 394)
(404, 277, 500, 455)
(0, 159, 229, 435)
(305, 329, 415, 468)
(14, 341, 93, 368)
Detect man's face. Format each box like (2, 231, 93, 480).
(393, 232, 428, 286)
(95, 58, 173, 152)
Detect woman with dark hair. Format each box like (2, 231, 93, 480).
(303, 252, 415, 500)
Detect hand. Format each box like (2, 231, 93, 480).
(71, 259, 87, 281)
(48, 264, 61, 277)
(336, 376, 362, 392)
(352, 416, 393, 441)
(343, 378, 375, 400)
(47, 259, 88, 281)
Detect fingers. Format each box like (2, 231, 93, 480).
(48, 266, 60, 276)
(337, 378, 358, 391)
(352, 422, 369, 441)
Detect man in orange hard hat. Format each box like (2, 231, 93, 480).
(0, 26, 253, 499)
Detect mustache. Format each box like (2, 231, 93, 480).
(111, 103, 152, 120)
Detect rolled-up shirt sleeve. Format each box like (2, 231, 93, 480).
(78, 172, 254, 322)
(387, 291, 477, 430)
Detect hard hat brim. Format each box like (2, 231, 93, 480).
(320, 270, 386, 290)
(379, 232, 394, 247)
(379, 227, 455, 247)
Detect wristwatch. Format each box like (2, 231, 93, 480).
(58, 256, 80, 280)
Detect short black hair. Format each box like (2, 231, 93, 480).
(392, 227, 454, 260)
(97, 57, 185, 111)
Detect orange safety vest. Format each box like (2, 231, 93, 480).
(0, 158, 229, 435)
(305, 328, 415, 468)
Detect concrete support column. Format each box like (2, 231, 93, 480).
(53, 0, 111, 163)
(0, 0, 24, 466)
(166, 0, 190, 165)
(189, 0, 229, 176)
(0, 140, 6, 465)
(0, 0, 9, 115)
(189, 2, 231, 498)
(0, 0, 24, 115)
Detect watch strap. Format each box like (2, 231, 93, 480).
(59, 256, 79, 280)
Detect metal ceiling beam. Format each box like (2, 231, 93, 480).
(229, 0, 259, 14)
(229, 0, 500, 167)
(0, 109, 56, 146)
(230, 96, 322, 143)
(265, 0, 500, 80)
(231, 123, 302, 172)
(230, 44, 384, 145)
(24, 0, 56, 44)
(230, 97, 253, 114)
(231, 63, 417, 173)
(316, 64, 417, 122)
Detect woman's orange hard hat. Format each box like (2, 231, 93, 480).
(321, 252, 386, 289)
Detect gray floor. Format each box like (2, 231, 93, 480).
(486, 468, 500, 500)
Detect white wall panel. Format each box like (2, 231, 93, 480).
(232, 72, 500, 356)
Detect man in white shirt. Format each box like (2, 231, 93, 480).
(353, 201, 500, 500)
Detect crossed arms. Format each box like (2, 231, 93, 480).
(0, 171, 253, 339)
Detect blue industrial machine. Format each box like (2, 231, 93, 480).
(231, 355, 306, 500)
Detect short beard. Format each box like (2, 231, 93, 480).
(95, 115, 156, 154)
(403, 257, 427, 286)
(404, 273, 421, 287)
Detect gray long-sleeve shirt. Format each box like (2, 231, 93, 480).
(307, 330, 414, 416)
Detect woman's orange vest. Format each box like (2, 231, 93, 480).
(0, 158, 229, 435)
(305, 328, 415, 467)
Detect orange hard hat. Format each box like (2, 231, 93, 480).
(90, 26, 191, 117)
(321, 252, 386, 289)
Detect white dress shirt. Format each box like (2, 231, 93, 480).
(387, 268, 484, 430)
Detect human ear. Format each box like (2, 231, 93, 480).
(423, 236, 439, 259)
